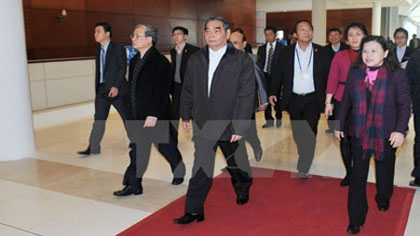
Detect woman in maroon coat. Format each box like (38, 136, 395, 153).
(335, 36, 411, 234)
(325, 22, 368, 186)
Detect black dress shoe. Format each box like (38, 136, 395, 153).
(254, 149, 263, 162)
(347, 224, 361, 234)
(377, 203, 389, 211)
(409, 179, 420, 187)
(172, 178, 184, 185)
(276, 120, 282, 128)
(262, 121, 274, 128)
(173, 213, 204, 224)
(113, 185, 142, 197)
(340, 176, 350, 186)
(237, 194, 249, 205)
(77, 147, 100, 155)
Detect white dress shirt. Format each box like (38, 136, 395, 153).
(293, 42, 315, 94)
(396, 45, 406, 63)
(208, 44, 227, 97)
(331, 42, 340, 53)
(264, 40, 277, 73)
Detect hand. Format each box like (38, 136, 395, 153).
(108, 87, 119, 98)
(230, 134, 243, 143)
(258, 104, 268, 111)
(183, 121, 191, 132)
(325, 104, 334, 118)
(143, 116, 157, 127)
(334, 131, 344, 141)
(269, 96, 277, 106)
(389, 132, 404, 148)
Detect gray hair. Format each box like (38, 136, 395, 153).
(134, 24, 158, 46)
(204, 16, 229, 32)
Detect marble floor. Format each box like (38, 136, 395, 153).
(1, 103, 419, 236)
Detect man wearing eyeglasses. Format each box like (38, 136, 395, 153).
(77, 22, 130, 156)
(170, 26, 200, 137)
(113, 24, 186, 197)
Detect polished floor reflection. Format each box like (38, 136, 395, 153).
(0, 104, 419, 236)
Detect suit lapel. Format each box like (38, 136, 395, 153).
(104, 41, 112, 73)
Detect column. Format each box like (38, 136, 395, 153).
(312, 0, 327, 45)
(0, 1, 36, 160)
(372, 1, 382, 35)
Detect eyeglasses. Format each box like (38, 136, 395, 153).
(172, 32, 184, 36)
(130, 34, 147, 40)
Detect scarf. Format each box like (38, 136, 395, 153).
(353, 65, 388, 160)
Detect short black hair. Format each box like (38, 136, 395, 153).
(204, 16, 229, 31)
(328, 28, 342, 35)
(264, 26, 277, 34)
(393, 27, 408, 38)
(172, 26, 188, 35)
(293, 20, 313, 34)
(232, 28, 247, 42)
(95, 22, 112, 38)
(344, 22, 368, 40)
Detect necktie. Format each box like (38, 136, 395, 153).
(267, 43, 273, 74)
(100, 48, 106, 83)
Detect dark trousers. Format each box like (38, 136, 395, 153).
(123, 123, 185, 189)
(264, 73, 282, 122)
(185, 137, 252, 214)
(170, 82, 182, 143)
(334, 100, 353, 178)
(348, 138, 396, 226)
(245, 113, 262, 153)
(89, 85, 130, 152)
(412, 113, 420, 179)
(288, 93, 320, 173)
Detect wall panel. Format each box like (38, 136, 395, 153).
(86, 0, 133, 14)
(23, 0, 256, 60)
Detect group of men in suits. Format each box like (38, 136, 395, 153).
(76, 18, 420, 225)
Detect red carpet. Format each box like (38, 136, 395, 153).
(118, 168, 415, 236)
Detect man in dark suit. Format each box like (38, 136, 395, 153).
(406, 49, 420, 187)
(230, 28, 268, 161)
(257, 26, 284, 128)
(323, 27, 349, 133)
(170, 26, 200, 135)
(77, 23, 130, 156)
(409, 34, 420, 49)
(113, 24, 186, 197)
(269, 20, 329, 178)
(174, 16, 255, 224)
(394, 27, 414, 69)
(324, 28, 349, 65)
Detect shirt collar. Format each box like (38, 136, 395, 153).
(331, 42, 340, 52)
(209, 43, 227, 55)
(397, 45, 407, 51)
(175, 42, 186, 54)
(101, 40, 111, 51)
(296, 41, 313, 53)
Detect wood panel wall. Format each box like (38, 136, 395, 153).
(24, 0, 256, 60)
(267, 8, 372, 43)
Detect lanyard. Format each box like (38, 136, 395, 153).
(296, 46, 313, 72)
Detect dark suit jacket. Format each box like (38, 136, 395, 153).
(95, 41, 128, 96)
(407, 49, 420, 113)
(170, 43, 200, 86)
(323, 43, 349, 72)
(394, 46, 414, 64)
(269, 43, 329, 113)
(257, 40, 284, 72)
(336, 68, 411, 137)
(180, 43, 255, 140)
(128, 47, 171, 120)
